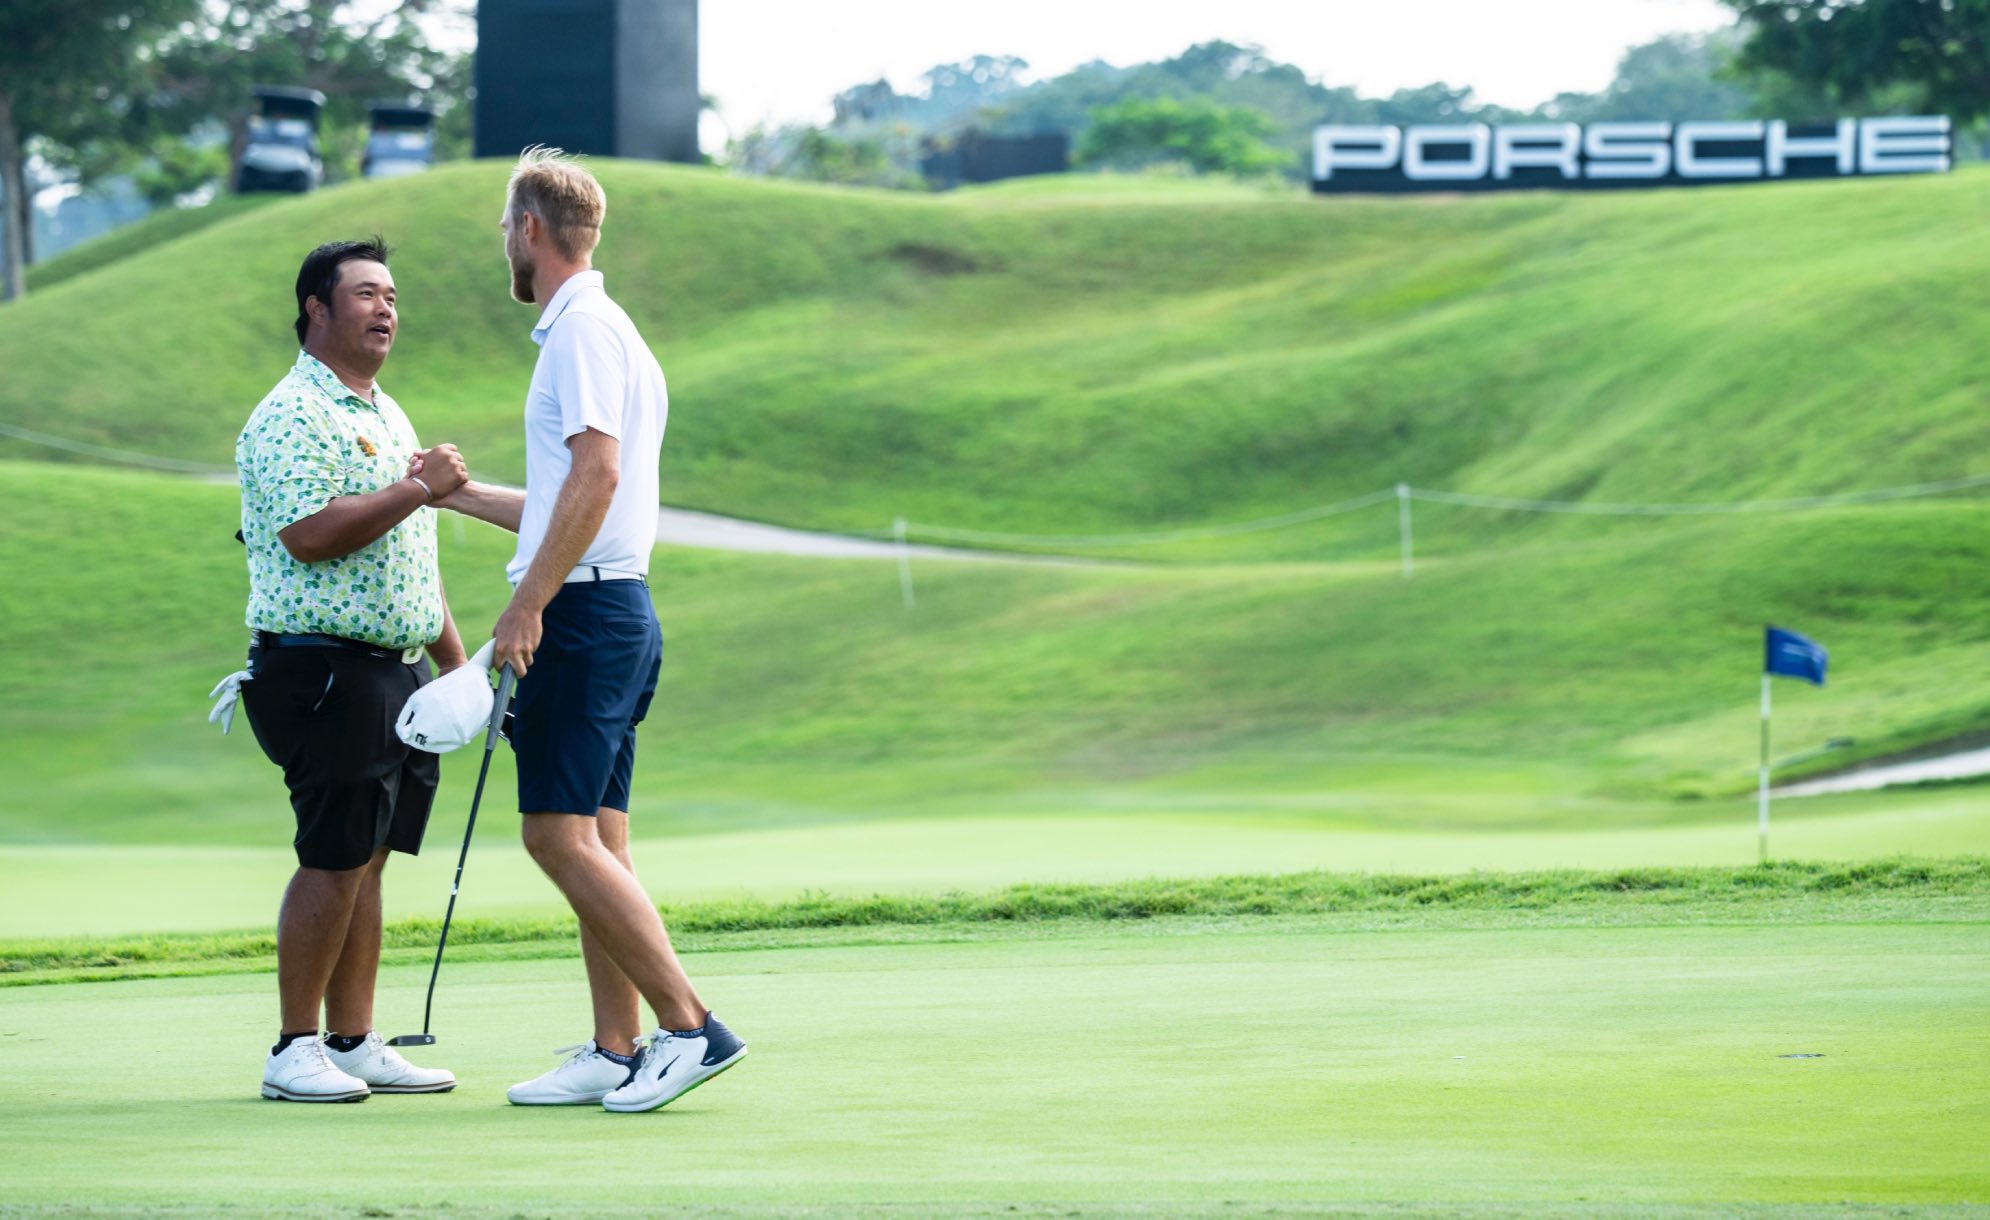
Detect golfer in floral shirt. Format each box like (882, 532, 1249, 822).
(236, 236, 469, 1104)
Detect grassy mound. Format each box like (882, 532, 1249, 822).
(3, 463, 1990, 854)
(2, 164, 1987, 558)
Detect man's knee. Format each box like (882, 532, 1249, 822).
(521, 812, 591, 868)
(295, 862, 369, 892)
(595, 808, 631, 856)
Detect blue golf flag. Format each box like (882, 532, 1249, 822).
(1765, 626, 1827, 687)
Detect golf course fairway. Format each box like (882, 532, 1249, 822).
(3, 787, 1989, 938)
(2, 909, 1984, 1216)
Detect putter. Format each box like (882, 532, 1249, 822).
(390, 663, 517, 1047)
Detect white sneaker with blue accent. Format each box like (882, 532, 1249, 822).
(601, 1015, 747, 1113)
(507, 1040, 640, 1106)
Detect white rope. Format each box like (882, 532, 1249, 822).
(0, 419, 231, 475)
(1407, 472, 1990, 516)
(906, 489, 1400, 548)
(5, 414, 1988, 545)
(905, 473, 1990, 548)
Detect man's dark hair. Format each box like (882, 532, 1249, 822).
(293, 236, 392, 345)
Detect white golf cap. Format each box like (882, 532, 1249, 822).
(396, 640, 497, 754)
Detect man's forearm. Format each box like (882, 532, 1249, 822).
(279, 479, 430, 563)
(439, 481, 527, 533)
(513, 466, 616, 613)
(427, 582, 469, 671)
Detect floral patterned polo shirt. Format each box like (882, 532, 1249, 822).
(236, 350, 442, 650)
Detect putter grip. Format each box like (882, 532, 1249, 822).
(487, 665, 516, 744)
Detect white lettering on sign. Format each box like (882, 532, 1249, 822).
(1312, 117, 1951, 190)
(1859, 116, 1952, 174)
(1493, 124, 1580, 180)
(1583, 122, 1672, 179)
(1674, 120, 1764, 179)
(1313, 125, 1403, 179)
(1765, 119, 1854, 176)
(1402, 124, 1490, 180)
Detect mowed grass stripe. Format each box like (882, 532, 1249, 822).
(3, 922, 1985, 1210)
(6, 858, 1984, 985)
(8, 464, 1990, 844)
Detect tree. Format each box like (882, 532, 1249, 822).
(1721, 0, 1990, 124)
(1076, 97, 1290, 176)
(980, 42, 1377, 181)
(0, 0, 193, 301)
(1539, 31, 1757, 123)
(1372, 83, 1514, 127)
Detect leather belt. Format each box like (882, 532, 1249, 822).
(253, 630, 424, 665)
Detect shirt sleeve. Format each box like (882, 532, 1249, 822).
(544, 313, 629, 443)
(244, 406, 346, 532)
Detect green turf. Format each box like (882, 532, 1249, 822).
(21, 194, 274, 294)
(0, 913, 1983, 1214)
(5, 791, 1990, 940)
(3, 163, 1989, 561)
(4, 461, 1990, 869)
(7, 859, 1983, 984)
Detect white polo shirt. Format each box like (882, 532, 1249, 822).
(508, 270, 668, 585)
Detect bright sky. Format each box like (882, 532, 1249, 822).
(699, 0, 1735, 131)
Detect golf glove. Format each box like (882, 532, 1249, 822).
(207, 669, 251, 735)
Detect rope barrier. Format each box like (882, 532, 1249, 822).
(5, 417, 1987, 553)
(904, 489, 1400, 548)
(0, 420, 232, 476)
(902, 473, 1990, 547)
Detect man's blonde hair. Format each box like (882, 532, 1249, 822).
(507, 146, 605, 261)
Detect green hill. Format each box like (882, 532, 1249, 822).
(2, 167, 1988, 857)
(3, 163, 1987, 559)
(3, 461, 1988, 851)
(21, 194, 273, 295)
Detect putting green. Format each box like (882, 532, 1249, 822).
(4, 789, 1988, 938)
(0, 917, 1983, 1214)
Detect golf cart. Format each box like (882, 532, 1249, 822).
(238, 86, 326, 193)
(363, 101, 438, 179)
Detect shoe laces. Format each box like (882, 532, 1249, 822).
(296, 1037, 337, 1071)
(631, 1032, 672, 1070)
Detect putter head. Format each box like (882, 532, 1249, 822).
(386, 1033, 436, 1047)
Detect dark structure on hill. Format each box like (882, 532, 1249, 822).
(922, 130, 1069, 190)
(475, 0, 700, 163)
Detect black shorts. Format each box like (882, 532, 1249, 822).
(510, 579, 662, 815)
(241, 642, 439, 871)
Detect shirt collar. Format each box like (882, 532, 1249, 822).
(530, 269, 605, 346)
(294, 349, 378, 409)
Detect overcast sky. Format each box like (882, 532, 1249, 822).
(698, 0, 1735, 131)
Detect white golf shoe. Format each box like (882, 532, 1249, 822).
(507, 1040, 640, 1106)
(324, 1031, 456, 1094)
(602, 1015, 747, 1113)
(262, 1035, 369, 1103)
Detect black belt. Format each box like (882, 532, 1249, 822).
(252, 630, 418, 663)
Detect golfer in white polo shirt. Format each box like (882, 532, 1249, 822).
(427, 147, 745, 1112)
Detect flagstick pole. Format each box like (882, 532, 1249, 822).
(1758, 674, 1772, 865)
(1396, 483, 1414, 580)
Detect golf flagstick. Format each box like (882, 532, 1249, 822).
(390, 663, 517, 1048)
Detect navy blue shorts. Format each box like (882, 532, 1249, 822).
(510, 579, 663, 815)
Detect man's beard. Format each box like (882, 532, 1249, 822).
(508, 236, 535, 304)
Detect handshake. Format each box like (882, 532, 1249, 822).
(406, 444, 469, 504)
